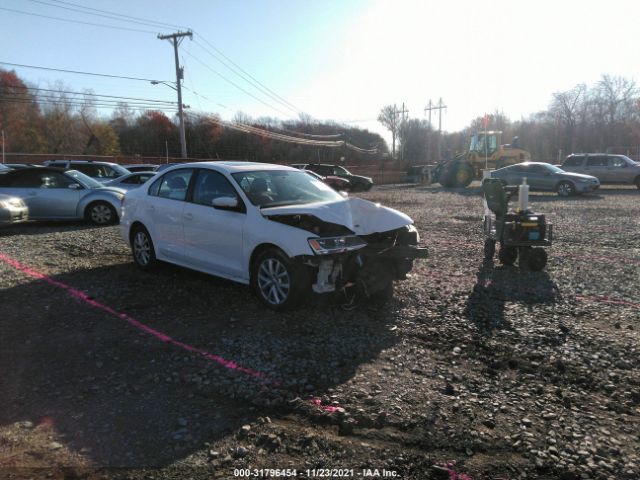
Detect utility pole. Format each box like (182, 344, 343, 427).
(424, 98, 446, 161)
(158, 30, 192, 159)
(1, 130, 5, 164)
(424, 100, 433, 162)
(398, 102, 409, 162)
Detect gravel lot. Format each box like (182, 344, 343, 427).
(1, 183, 638, 480)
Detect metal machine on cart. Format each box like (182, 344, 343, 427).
(482, 178, 552, 271)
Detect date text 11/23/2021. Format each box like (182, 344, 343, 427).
(233, 468, 399, 477)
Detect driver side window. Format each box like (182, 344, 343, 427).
(192, 169, 239, 206)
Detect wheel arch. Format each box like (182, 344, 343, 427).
(128, 221, 148, 247)
(249, 242, 287, 272)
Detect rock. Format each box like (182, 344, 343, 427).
(453, 347, 462, 355)
(521, 418, 533, 427)
(234, 446, 248, 458)
(48, 441, 63, 450)
(177, 418, 188, 427)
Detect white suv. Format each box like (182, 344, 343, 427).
(43, 160, 130, 183)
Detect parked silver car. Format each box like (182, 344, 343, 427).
(561, 154, 640, 188)
(490, 162, 600, 196)
(0, 193, 28, 226)
(104, 171, 156, 191)
(0, 167, 125, 224)
(43, 159, 130, 184)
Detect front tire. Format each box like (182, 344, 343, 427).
(131, 225, 157, 270)
(557, 181, 575, 197)
(498, 246, 517, 266)
(634, 176, 640, 189)
(484, 238, 496, 260)
(251, 248, 308, 311)
(526, 247, 548, 271)
(86, 201, 117, 225)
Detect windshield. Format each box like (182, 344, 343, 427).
(66, 170, 104, 189)
(232, 170, 343, 208)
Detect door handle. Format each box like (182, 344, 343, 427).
(184, 213, 193, 220)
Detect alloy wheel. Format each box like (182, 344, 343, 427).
(133, 231, 151, 266)
(257, 258, 291, 306)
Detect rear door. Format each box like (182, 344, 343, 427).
(524, 164, 547, 189)
(145, 168, 194, 261)
(182, 169, 246, 279)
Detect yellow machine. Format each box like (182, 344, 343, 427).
(435, 131, 531, 188)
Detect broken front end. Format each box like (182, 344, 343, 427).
(269, 213, 428, 301)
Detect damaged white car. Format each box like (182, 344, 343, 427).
(120, 162, 427, 310)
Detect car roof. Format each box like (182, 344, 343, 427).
(165, 161, 298, 174)
(47, 159, 120, 166)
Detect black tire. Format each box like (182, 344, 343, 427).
(86, 201, 118, 225)
(526, 247, 548, 272)
(635, 176, 640, 189)
(498, 246, 517, 266)
(484, 238, 496, 260)
(130, 225, 158, 270)
(557, 181, 575, 197)
(251, 248, 309, 311)
(443, 161, 474, 188)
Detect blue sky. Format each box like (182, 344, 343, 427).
(2, 0, 639, 144)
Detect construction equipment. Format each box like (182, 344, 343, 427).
(434, 131, 531, 188)
(482, 177, 552, 271)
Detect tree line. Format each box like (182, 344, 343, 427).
(378, 74, 640, 164)
(0, 69, 387, 163)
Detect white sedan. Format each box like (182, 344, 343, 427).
(120, 162, 427, 310)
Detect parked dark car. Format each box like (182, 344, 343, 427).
(490, 162, 600, 196)
(302, 169, 351, 190)
(303, 163, 373, 191)
(561, 153, 640, 188)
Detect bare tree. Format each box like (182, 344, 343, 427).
(550, 84, 586, 154)
(377, 105, 400, 159)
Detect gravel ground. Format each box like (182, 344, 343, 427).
(0, 183, 638, 480)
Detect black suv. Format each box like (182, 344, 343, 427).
(303, 163, 373, 191)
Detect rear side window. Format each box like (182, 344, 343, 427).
(73, 164, 99, 177)
(587, 156, 607, 167)
(563, 156, 583, 167)
(154, 169, 193, 201)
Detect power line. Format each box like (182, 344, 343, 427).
(22, 87, 177, 105)
(194, 34, 302, 114)
(182, 49, 293, 118)
(45, 0, 188, 30)
(0, 97, 178, 113)
(23, 0, 181, 31)
(0, 6, 158, 34)
(192, 38, 300, 116)
(0, 61, 172, 83)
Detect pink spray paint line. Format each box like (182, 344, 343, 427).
(0, 253, 271, 383)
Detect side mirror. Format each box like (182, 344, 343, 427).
(212, 196, 238, 209)
(339, 190, 349, 198)
(68, 183, 82, 190)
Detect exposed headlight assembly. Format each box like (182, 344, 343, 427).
(0, 198, 25, 208)
(308, 235, 367, 255)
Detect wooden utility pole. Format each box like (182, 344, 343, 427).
(424, 100, 433, 161)
(398, 103, 409, 162)
(158, 30, 192, 159)
(424, 98, 446, 161)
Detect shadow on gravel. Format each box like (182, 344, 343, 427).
(0, 261, 398, 469)
(463, 261, 561, 336)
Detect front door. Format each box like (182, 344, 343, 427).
(182, 169, 246, 279)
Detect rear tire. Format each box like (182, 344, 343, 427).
(131, 225, 158, 270)
(498, 246, 517, 266)
(634, 176, 640, 189)
(484, 239, 496, 260)
(251, 248, 308, 311)
(86, 201, 117, 225)
(557, 181, 575, 197)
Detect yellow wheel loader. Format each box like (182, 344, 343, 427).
(434, 131, 531, 188)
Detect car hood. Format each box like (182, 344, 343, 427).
(261, 197, 413, 235)
(560, 172, 599, 181)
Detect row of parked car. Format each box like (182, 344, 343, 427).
(489, 154, 640, 196)
(0, 159, 421, 310)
